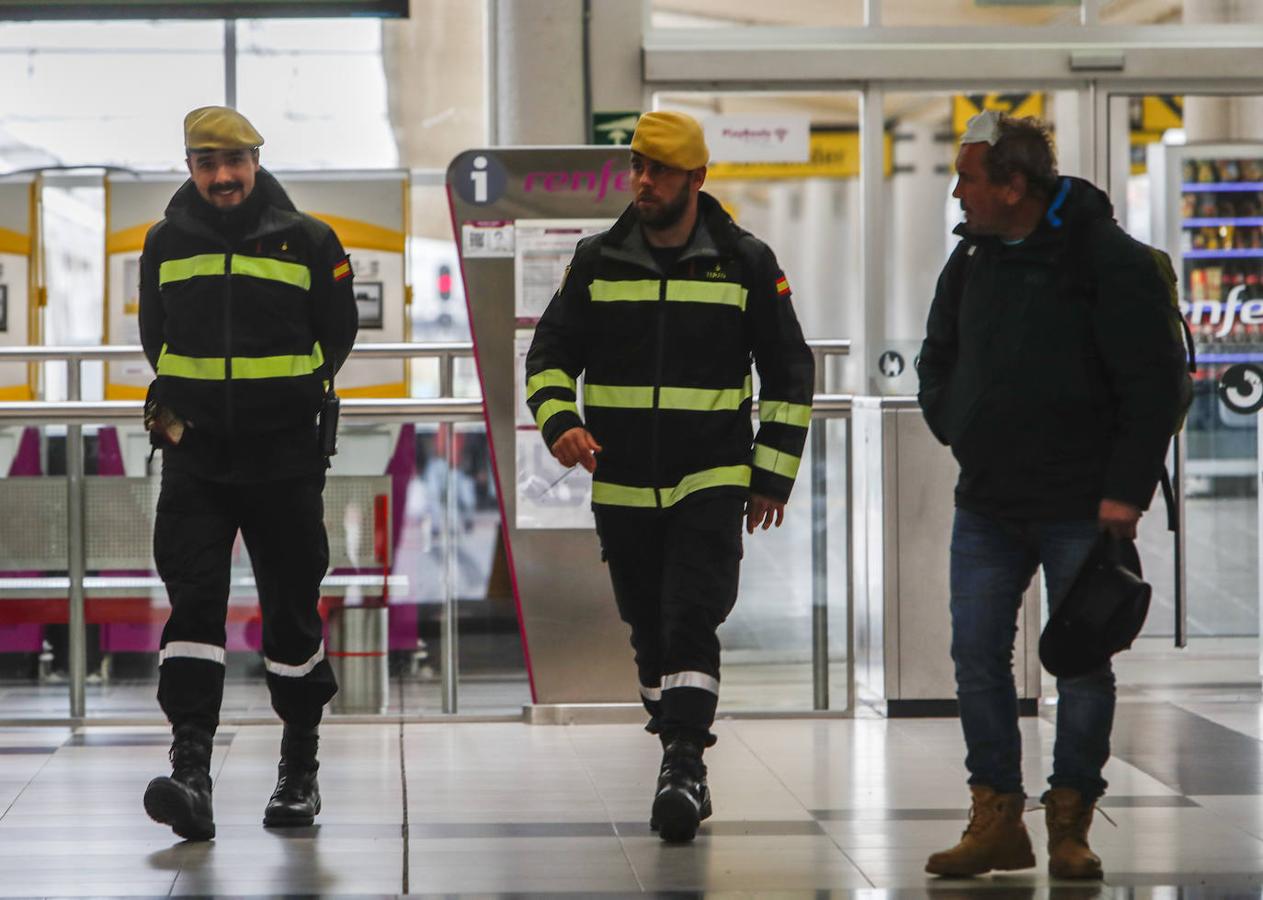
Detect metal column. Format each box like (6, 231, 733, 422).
(441, 423, 460, 713)
(810, 354, 829, 710)
(66, 358, 86, 719)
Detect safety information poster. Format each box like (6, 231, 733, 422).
(515, 437, 594, 531)
(513, 328, 593, 529)
(513, 219, 612, 321)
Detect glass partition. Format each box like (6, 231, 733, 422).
(717, 413, 851, 713)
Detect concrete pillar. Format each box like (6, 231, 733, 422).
(383, 1, 486, 166)
(589, 0, 644, 117)
(799, 179, 840, 340)
(488, 0, 585, 145)
(1052, 89, 1089, 180)
(877, 121, 952, 395)
(887, 123, 952, 344)
(382, 0, 486, 242)
(1184, 0, 1263, 142)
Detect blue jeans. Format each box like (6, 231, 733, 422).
(950, 507, 1116, 801)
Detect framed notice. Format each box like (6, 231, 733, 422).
(354, 281, 384, 329)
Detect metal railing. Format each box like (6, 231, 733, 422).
(0, 339, 855, 720)
(0, 342, 478, 718)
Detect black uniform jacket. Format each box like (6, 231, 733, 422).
(139, 168, 359, 482)
(525, 191, 815, 510)
(917, 176, 1191, 520)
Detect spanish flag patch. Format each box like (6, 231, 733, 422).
(332, 257, 352, 282)
(776, 274, 790, 297)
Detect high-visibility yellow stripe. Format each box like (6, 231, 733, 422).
(535, 398, 579, 431)
(761, 399, 813, 428)
(584, 377, 752, 412)
(589, 279, 660, 302)
(526, 368, 577, 399)
(660, 376, 752, 411)
(159, 254, 225, 287)
(592, 464, 753, 509)
(156, 345, 225, 380)
(592, 481, 658, 508)
(232, 255, 312, 291)
(663, 464, 752, 507)
(157, 343, 324, 381)
(753, 443, 801, 480)
(584, 384, 655, 408)
(233, 343, 325, 379)
(666, 280, 747, 310)
(588, 279, 747, 309)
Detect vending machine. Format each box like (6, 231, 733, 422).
(1151, 143, 1263, 486)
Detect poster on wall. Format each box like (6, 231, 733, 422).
(511, 223, 610, 529)
(513, 328, 592, 528)
(105, 172, 412, 398)
(513, 219, 612, 321)
(104, 174, 182, 399)
(515, 436, 594, 530)
(247, 172, 410, 398)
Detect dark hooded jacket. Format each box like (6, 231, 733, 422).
(917, 175, 1191, 520)
(525, 191, 814, 509)
(139, 168, 359, 482)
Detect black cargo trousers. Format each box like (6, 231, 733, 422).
(154, 468, 338, 734)
(593, 494, 744, 745)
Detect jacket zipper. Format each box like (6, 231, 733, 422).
(224, 249, 234, 435)
(651, 269, 667, 509)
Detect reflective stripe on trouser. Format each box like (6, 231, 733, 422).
(154, 469, 336, 733)
(594, 495, 744, 743)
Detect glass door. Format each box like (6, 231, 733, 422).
(1101, 90, 1263, 677)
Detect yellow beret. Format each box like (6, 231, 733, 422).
(630, 111, 709, 171)
(184, 106, 264, 151)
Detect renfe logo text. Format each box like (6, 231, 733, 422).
(523, 158, 630, 201)
(1184, 285, 1263, 336)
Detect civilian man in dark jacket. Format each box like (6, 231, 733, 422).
(917, 111, 1189, 880)
(525, 111, 814, 843)
(139, 107, 358, 842)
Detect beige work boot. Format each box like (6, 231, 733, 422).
(1043, 788, 1104, 879)
(925, 785, 1036, 877)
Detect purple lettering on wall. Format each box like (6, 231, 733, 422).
(520, 160, 633, 201)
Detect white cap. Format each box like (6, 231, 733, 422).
(961, 109, 1003, 146)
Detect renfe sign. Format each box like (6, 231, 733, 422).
(1184, 285, 1263, 336)
(523, 160, 631, 202)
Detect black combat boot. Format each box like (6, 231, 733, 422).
(143, 724, 215, 841)
(650, 735, 712, 843)
(263, 724, 321, 827)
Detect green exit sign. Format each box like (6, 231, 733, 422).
(0, 1, 407, 18)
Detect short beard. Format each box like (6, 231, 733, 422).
(636, 182, 690, 232)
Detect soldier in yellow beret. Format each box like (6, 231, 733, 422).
(140, 106, 359, 842)
(526, 110, 814, 842)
